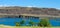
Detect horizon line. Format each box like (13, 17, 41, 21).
(0, 5, 60, 9)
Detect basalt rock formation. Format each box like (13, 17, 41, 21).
(0, 6, 60, 16)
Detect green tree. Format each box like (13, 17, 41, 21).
(38, 18, 51, 27)
(15, 20, 25, 26)
(16, 22, 20, 26)
(29, 21, 35, 26)
(20, 20, 25, 26)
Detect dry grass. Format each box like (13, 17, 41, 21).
(0, 25, 60, 28)
(0, 22, 59, 28)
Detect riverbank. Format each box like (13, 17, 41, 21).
(0, 25, 60, 28)
(0, 14, 60, 18)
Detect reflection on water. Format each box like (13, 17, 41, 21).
(0, 18, 60, 26)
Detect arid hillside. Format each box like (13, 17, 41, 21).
(0, 6, 60, 16)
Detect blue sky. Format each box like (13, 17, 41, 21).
(0, 0, 60, 9)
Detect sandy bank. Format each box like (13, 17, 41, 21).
(0, 25, 60, 28)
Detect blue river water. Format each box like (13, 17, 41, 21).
(0, 18, 60, 26)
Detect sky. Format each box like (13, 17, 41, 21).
(0, 0, 60, 9)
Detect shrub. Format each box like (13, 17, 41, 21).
(38, 18, 51, 27)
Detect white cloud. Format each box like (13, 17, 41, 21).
(27, 6, 37, 7)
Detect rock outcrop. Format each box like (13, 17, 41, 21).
(0, 6, 60, 16)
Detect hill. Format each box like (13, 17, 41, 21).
(0, 6, 60, 16)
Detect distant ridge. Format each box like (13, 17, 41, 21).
(0, 6, 60, 16)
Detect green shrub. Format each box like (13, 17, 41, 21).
(38, 18, 51, 27)
(29, 21, 35, 26)
(16, 22, 20, 26)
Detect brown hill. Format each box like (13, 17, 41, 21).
(0, 6, 60, 16)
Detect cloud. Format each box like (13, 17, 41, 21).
(27, 6, 37, 7)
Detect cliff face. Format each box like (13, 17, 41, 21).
(0, 6, 60, 16)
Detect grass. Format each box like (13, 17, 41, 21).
(0, 25, 60, 28)
(0, 24, 58, 28)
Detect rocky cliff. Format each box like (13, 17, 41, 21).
(0, 6, 60, 16)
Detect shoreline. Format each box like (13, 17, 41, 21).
(0, 14, 60, 18)
(0, 25, 60, 28)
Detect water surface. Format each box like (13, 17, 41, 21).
(0, 18, 60, 26)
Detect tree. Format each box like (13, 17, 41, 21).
(16, 22, 20, 26)
(29, 21, 35, 26)
(20, 20, 25, 26)
(38, 18, 51, 27)
(15, 20, 25, 26)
